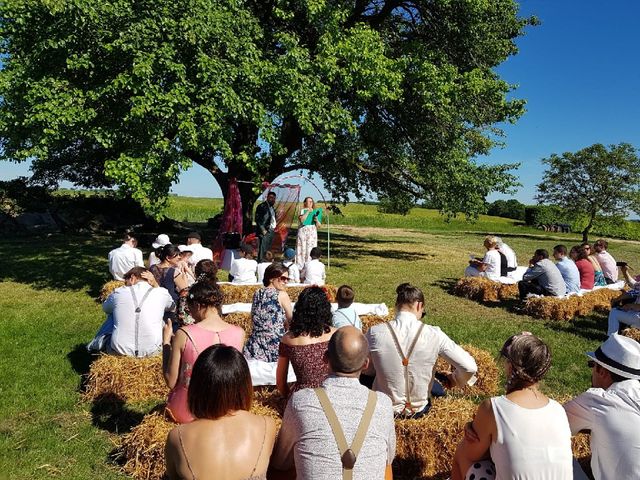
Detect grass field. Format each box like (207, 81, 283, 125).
(1, 198, 638, 478)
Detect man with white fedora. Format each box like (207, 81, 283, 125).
(564, 333, 640, 480)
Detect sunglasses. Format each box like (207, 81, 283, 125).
(279, 276, 290, 282)
(587, 360, 595, 368)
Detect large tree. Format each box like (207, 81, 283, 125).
(536, 143, 640, 242)
(0, 0, 532, 227)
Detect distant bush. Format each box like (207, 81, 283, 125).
(524, 205, 571, 226)
(486, 199, 526, 220)
(377, 193, 414, 215)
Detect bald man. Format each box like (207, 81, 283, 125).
(272, 327, 395, 479)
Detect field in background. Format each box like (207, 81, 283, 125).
(2, 197, 640, 478)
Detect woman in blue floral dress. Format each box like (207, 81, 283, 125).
(244, 263, 293, 362)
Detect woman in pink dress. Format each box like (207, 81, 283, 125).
(276, 286, 336, 398)
(163, 281, 245, 423)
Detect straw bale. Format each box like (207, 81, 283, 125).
(84, 354, 168, 403)
(435, 345, 500, 397)
(452, 277, 518, 303)
(360, 313, 393, 333)
(523, 288, 624, 321)
(222, 312, 253, 337)
(220, 284, 337, 304)
(572, 433, 592, 478)
(622, 327, 640, 343)
(99, 280, 125, 302)
(394, 397, 477, 479)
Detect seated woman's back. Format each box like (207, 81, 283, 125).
(167, 411, 276, 480)
(280, 328, 334, 391)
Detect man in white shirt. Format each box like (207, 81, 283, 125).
(185, 232, 213, 267)
(364, 283, 477, 417)
(564, 334, 640, 480)
(108, 233, 144, 280)
(302, 247, 326, 286)
(230, 244, 258, 284)
(464, 236, 501, 281)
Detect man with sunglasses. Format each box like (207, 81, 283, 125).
(364, 283, 477, 418)
(564, 334, 640, 480)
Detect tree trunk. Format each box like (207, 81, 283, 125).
(582, 213, 595, 243)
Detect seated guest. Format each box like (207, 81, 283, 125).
(302, 247, 326, 286)
(90, 267, 175, 357)
(276, 287, 336, 398)
(149, 233, 170, 267)
(332, 285, 362, 330)
(451, 332, 572, 480)
(244, 263, 293, 363)
(518, 249, 566, 300)
(177, 259, 218, 326)
(282, 247, 301, 283)
(165, 345, 277, 480)
(564, 334, 640, 480)
(184, 231, 213, 267)
(108, 233, 144, 281)
(271, 326, 396, 479)
(583, 242, 607, 286)
(496, 236, 518, 275)
(256, 251, 273, 285)
(230, 244, 258, 284)
(150, 245, 190, 308)
(552, 244, 581, 294)
(464, 236, 501, 281)
(164, 281, 245, 423)
(607, 291, 640, 335)
(364, 283, 477, 418)
(594, 239, 618, 284)
(571, 245, 595, 290)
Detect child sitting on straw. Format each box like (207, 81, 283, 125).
(282, 248, 301, 283)
(302, 247, 326, 286)
(257, 251, 273, 285)
(230, 244, 258, 284)
(332, 285, 362, 330)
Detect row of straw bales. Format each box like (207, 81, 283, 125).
(452, 277, 519, 303)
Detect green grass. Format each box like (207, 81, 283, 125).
(2, 204, 640, 477)
(165, 196, 223, 222)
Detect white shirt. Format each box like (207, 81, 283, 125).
(103, 282, 175, 357)
(302, 259, 325, 286)
(564, 380, 640, 480)
(256, 261, 271, 284)
(230, 257, 258, 284)
(364, 311, 477, 415)
(148, 252, 160, 267)
(108, 243, 144, 281)
(482, 249, 502, 281)
(283, 261, 300, 283)
(186, 242, 213, 267)
(491, 396, 573, 480)
(499, 243, 518, 270)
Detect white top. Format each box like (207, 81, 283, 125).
(364, 311, 477, 415)
(482, 249, 502, 281)
(564, 379, 640, 480)
(148, 252, 160, 267)
(500, 243, 518, 270)
(256, 261, 272, 284)
(332, 306, 362, 330)
(186, 243, 213, 267)
(103, 283, 175, 357)
(230, 257, 258, 284)
(490, 396, 573, 480)
(302, 258, 325, 285)
(108, 243, 144, 281)
(282, 261, 301, 283)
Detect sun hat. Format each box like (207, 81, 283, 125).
(587, 333, 640, 380)
(152, 234, 170, 249)
(283, 248, 295, 260)
(178, 245, 193, 253)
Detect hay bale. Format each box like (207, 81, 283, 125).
(622, 327, 640, 343)
(360, 313, 393, 333)
(220, 284, 337, 304)
(99, 280, 125, 302)
(222, 312, 253, 337)
(523, 288, 624, 321)
(84, 354, 168, 403)
(435, 345, 500, 398)
(572, 433, 592, 478)
(452, 277, 518, 303)
(394, 397, 476, 479)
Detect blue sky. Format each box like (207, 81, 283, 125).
(3, 1, 639, 204)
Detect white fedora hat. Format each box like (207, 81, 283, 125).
(587, 333, 640, 380)
(152, 234, 171, 249)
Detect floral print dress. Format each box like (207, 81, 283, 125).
(244, 287, 286, 362)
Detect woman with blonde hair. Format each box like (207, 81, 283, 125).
(296, 196, 322, 268)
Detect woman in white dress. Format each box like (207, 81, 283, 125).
(295, 197, 321, 268)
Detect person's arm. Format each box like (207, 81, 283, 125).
(276, 345, 291, 398)
(163, 328, 187, 389)
(270, 399, 297, 470)
(522, 263, 543, 281)
(621, 302, 640, 311)
(451, 399, 494, 480)
(102, 293, 116, 314)
(298, 208, 308, 224)
(140, 271, 159, 287)
(621, 265, 636, 287)
(563, 394, 594, 435)
(164, 428, 180, 480)
(279, 290, 293, 326)
(438, 332, 478, 387)
(135, 249, 144, 267)
(173, 269, 189, 292)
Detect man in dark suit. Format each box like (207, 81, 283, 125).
(254, 191, 277, 262)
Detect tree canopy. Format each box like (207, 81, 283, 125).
(0, 0, 533, 224)
(536, 143, 640, 242)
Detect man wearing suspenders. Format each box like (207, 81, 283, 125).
(364, 283, 477, 418)
(272, 326, 395, 479)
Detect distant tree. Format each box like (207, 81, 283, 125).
(536, 143, 640, 242)
(0, 0, 533, 228)
(486, 199, 526, 220)
(377, 192, 414, 215)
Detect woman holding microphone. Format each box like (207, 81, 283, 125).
(295, 196, 322, 268)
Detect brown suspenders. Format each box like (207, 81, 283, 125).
(314, 388, 377, 480)
(385, 322, 425, 414)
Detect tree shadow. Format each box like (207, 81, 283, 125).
(322, 232, 432, 262)
(90, 394, 147, 434)
(545, 313, 608, 343)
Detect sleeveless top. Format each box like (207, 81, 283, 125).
(177, 417, 268, 480)
(279, 340, 330, 394)
(166, 323, 245, 424)
(243, 288, 286, 362)
(150, 264, 179, 302)
(490, 396, 573, 480)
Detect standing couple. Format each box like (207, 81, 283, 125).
(255, 193, 322, 267)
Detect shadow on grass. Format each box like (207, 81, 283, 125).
(91, 394, 146, 434)
(325, 232, 432, 262)
(0, 235, 112, 297)
(545, 313, 609, 343)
